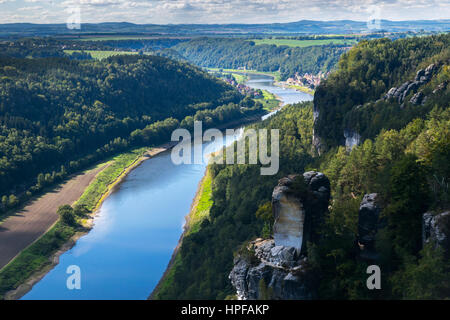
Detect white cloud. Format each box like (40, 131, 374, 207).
(18, 5, 42, 10)
(1, 0, 448, 24)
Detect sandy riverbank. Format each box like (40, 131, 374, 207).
(3, 112, 261, 300)
(0, 165, 108, 271)
(2, 144, 175, 300)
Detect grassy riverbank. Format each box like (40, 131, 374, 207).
(256, 90, 281, 111)
(0, 147, 150, 299)
(284, 83, 315, 95)
(151, 168, 214, 299)
(205, 67, 281, 81)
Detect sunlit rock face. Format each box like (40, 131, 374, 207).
(229, 171, 330, 300)
(272, 172, 330, 254)
(423, 211, 450, 258)
(272, 181, 305, 251)
(344, 129, 361, 151)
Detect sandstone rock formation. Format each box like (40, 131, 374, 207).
(229, 239, 314, 300)
(344, 129, 361, 151)
(384, 64, 437, 105)
(423, 211, 450, 257)
(358, 193, 381, 260)
(272, 172, 330, 255)
(229, 172, 330, 300)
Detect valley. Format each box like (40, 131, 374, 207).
(0, 13, 448, 303)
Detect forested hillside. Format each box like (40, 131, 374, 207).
(174, 38, 347, 80)
(314, 33, 450, 151)
(155, 34, 450, 300)
(154, 103, 315, 299)
(0, 53, 261, 212)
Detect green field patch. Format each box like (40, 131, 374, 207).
(231, 73, 247, 84)
(255, 90, 280, 111)
(206, 67, 281, 81)
(64, 50, 140, 60)
(248, 38, 357, 48)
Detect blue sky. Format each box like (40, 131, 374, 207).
(0, 0, 448, 24)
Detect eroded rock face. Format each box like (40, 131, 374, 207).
(358, 193, 381, 260)
(410, 91, 424, 105)
(272, 179, 305, 251)
(423, 211, 450, 258)
(312, 103, 324, 156)
(344, 129, 361, 151)
(272, 172, 330, 254)
(384, 64, 437, 104)
(230, 172, 330, 300)
(312, 129, 323, 156)
(229, 239, 315, 300)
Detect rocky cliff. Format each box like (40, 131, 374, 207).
(423, 211, 450, 258)
(312, 63, 442, 154)
(357, 193, 382, 260)
(229, 172, 330, 300)
(384, 64, 437, 107)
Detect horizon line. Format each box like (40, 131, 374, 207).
(1, 18, 450, 27)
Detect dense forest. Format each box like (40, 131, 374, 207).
(156, 34, 450, 300)
(314, 33, 450, 151)
(174, 38, 347, 80)
(154, 103, 315, 299)
(0, 52, 262, 213)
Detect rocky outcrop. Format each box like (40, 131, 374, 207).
(409, 91, 424, 105)
(230, 172, 330, 300)
(312, 129, 323, 156)
(312, 105, 323, 155)
(358, 193, 382, 260)
(423, 211, 450, 257)
(344, 129, 361, 151)
(229, 238, 315, 300)
(272, 172, 330, 255)
(384, 64, 437, 105)
(432, 81, 447, 94)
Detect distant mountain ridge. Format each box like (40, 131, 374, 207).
(0, 19, 449, 37)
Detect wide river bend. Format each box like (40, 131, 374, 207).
(23, 73, 312, 300)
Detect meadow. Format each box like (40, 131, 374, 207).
(64, 50, 139, 60)
(249, 38, 357, 47)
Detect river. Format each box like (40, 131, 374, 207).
(22, 73, 312, 300)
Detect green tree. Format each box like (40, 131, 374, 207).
(391, 243, 450, 299)
(57, 205, 76, 226)
(8, 195, 18, 208)
(386, 154, 430, 255)
(1, 195, 7, 209)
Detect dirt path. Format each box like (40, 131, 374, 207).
(0, 165, 107, 270)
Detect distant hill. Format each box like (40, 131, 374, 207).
(0, 20, 449, 37)
(0, 54, 245, 197)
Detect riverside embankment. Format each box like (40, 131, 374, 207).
(20, 73, 312, 300)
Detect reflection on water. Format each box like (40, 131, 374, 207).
(22, 73, 311, 300)
(244, 73, 313, 120)
(23, 131, 242, 300)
